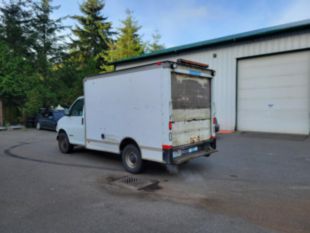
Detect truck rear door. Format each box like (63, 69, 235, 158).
(170, 68, 212, 147)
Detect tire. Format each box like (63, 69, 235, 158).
(36, 122, 41, 130)
(58, 131, 73, 153)
(121, 144, 143, 174)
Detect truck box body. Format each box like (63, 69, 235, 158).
(57, 60, 216, 171)
(84, 64, 171, 162)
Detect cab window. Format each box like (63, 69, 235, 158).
(70, 99, 84, 116)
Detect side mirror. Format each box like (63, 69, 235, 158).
(64, 109, 70, 116)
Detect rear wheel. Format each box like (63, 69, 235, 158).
(121, 144, 143, 174)
(58, 131, 73, 153)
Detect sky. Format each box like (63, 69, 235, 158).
(45, 0, 310, 47)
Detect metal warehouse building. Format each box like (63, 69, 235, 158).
(114, 20, 310, 135)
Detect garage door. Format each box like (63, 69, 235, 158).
(237, 51, 310, 135)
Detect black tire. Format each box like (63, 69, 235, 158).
(58, 131, 73, 153)
(121, 144, 143, 174)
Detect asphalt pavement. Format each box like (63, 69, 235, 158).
(0, 129, 309, 233)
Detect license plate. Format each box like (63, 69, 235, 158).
(188, 146, 198, 153)
(173, 150, 182, 158)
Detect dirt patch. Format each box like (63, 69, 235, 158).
(97, 175, 209, 206)
(98, 175, 310, 233)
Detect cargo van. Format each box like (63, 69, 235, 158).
(56, 59, 217, 173)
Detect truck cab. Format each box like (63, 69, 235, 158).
(57, 97, 84, 151)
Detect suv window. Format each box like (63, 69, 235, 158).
(70, 99, 84, 116)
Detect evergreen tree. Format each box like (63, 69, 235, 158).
(0, 0, 36, 122)
(147, 30, 165, 52)
(31, 0, 65, 79)
(103, 10, 144, 71)
(70, 0, 114, 71)
(0, 0, 33, 59)
(0, 41, 37, 122)
(0, 1, 167, 124)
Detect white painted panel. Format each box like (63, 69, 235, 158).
(84, 67, 171, 162)
(237, 51, 310, 134)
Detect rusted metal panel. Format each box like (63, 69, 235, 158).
(171, 72, 212, 146)
(172, 119, 211, 146)
(172, 109, 210, 122)
(171, 73, 211, 109)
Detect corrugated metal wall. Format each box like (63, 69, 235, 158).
(116, 31, 310, 131)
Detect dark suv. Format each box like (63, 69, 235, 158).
(36, 110, 65, 131)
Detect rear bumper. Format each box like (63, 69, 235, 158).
(163, 139, 217, 165)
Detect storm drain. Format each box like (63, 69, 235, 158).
(112, 176, 160, 191)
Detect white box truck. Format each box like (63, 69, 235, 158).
(56, 59, 217, 173)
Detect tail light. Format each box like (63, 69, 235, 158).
(162, 144, 172, 150)
(169, 121, 172, 130)
(213, 117, 217, 124)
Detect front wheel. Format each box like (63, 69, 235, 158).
(121, 144, 143, 174)
(58, 132, 73, 153)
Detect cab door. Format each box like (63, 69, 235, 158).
(66, 98, 85, 145)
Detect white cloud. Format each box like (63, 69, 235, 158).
(103, 0, 211, 47)
(273, 0, 310, 24)
(154, 1, 210, 47)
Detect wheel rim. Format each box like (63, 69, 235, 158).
(125, 151, 138, 169)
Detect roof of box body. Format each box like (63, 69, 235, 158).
(113, 19, 310, 66)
